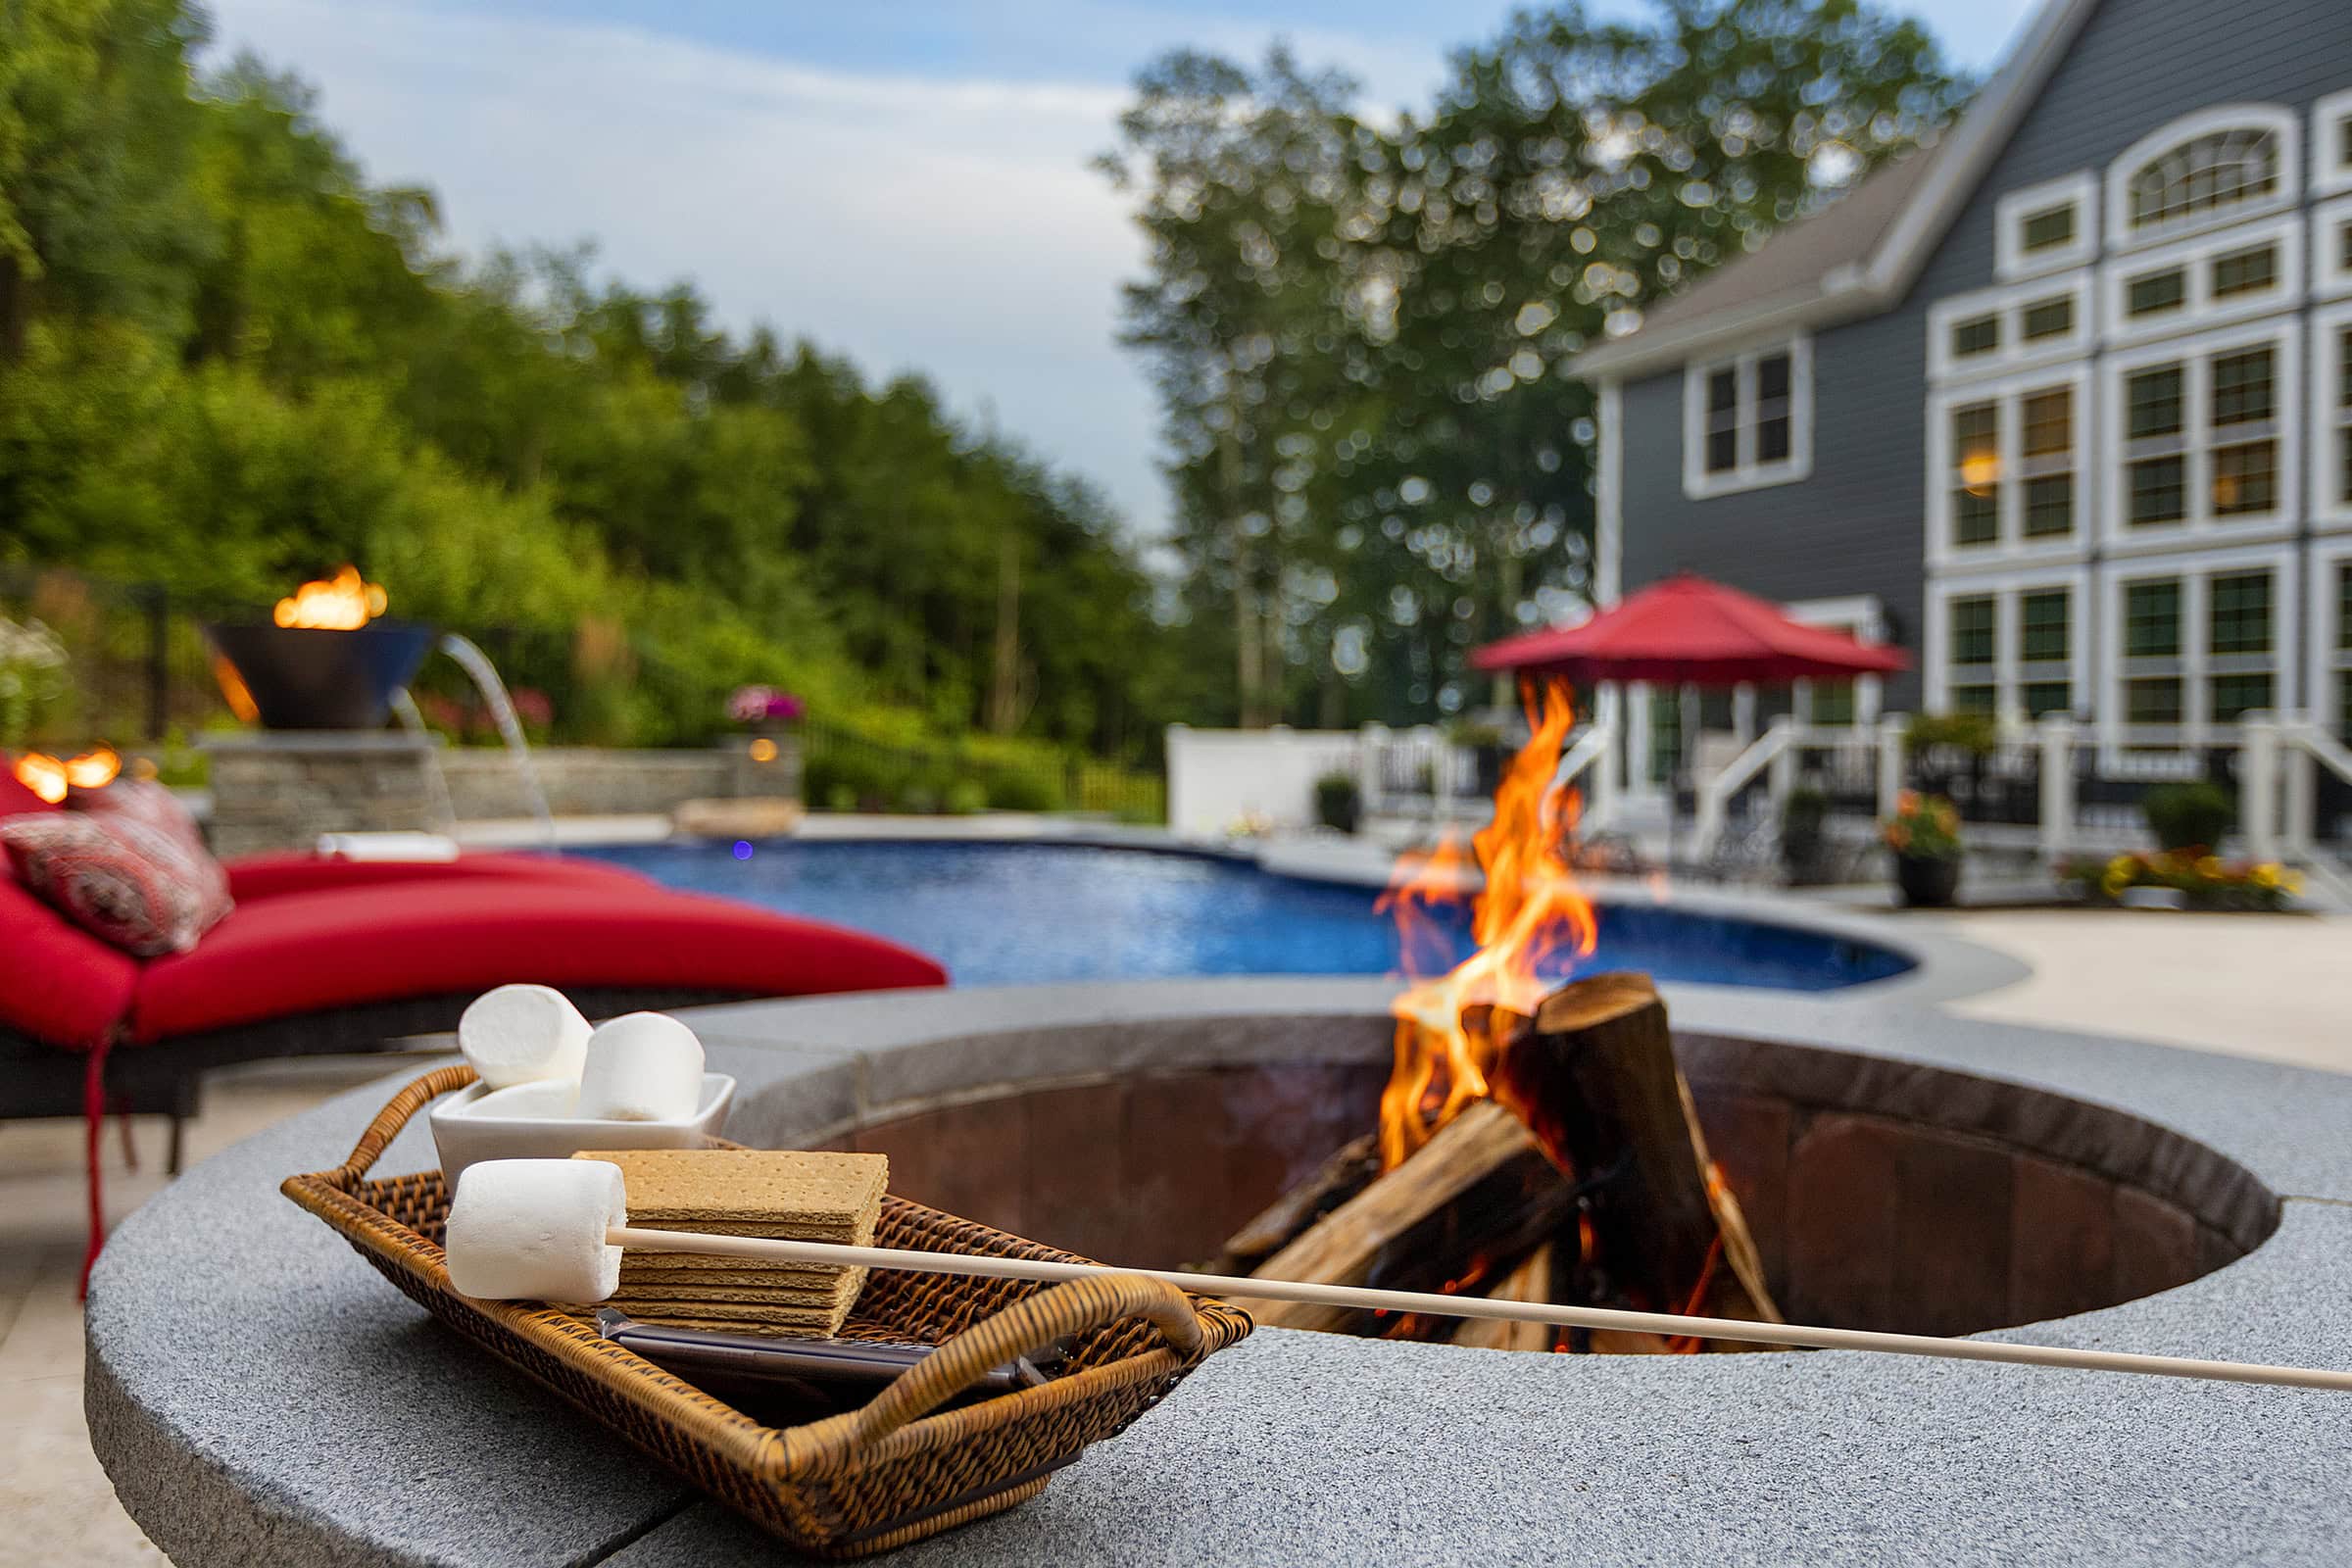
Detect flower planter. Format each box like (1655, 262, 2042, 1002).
(1894, 853, 1961, 908)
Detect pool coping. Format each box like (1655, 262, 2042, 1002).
(85, 975, 2352, 1568)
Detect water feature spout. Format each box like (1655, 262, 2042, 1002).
(433, 632, 557, 848)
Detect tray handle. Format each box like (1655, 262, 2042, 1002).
(845, 1274, 1205, 1447)
(329, 1063, 479, 1188)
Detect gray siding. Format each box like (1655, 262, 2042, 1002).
(1614, 0, 2352, 716)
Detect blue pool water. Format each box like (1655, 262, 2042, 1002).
(573, 840, 1912, 992)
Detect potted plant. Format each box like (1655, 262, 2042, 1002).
(2140, 780, 2232, 853)
(1881, 790, 1963, 907)
(1779, 785, 1830, 886)
(1315, 771, 1362, 835)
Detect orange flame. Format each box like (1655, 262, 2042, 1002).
(12, 746, 123, 803)
(1376, 677, 1598, 1169)
(212, 654, 261, 723)
(272, 564, 387, 630)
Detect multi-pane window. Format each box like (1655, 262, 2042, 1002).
(1952, 315, 1999, 360)
(2127, 678, 2184, 725)
(1703, 368, 1740, 474)
(2209, 243, 2278, 299)
(2124, 128, 2279, 231)
(2207, 569, 2275, 724)
(2335, 327, 2352, 509)
(2208, 570, 2273, 655)
(2125, 579, 2181, 657)
(2337, 563, 2352, 740)
(1754, 352, 1793, 464)
(2209, 348, 2276, 517)
(1950, 596, 1996, 668)
(1647, 689, 1683, 785)
(2126, 367, 2188, 525)
(2021, 389, 2073, 537)
(2021, 296, 2075, 341)
(2018, 589, 2071, 715)
(2126, 269, 2186, 317)
(2021, 203, 2077, 254)
(1951, 403, 1999, 547)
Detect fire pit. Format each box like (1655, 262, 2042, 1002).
(205, 565, 431, 731)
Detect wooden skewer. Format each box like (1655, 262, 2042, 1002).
(606, 1227, 2352, 1393)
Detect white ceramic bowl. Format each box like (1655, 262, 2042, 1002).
(429, 1072, 737, 1181)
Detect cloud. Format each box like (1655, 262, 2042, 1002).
(203, 0, 1175, 534)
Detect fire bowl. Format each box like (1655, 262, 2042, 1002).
(206, 618, 435, 730)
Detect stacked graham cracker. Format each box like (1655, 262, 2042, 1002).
(561, 1148, 888, 1337)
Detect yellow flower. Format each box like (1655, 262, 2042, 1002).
(2107, 855, 2133, 878)
(2101, 872, 2131, 898)
(2194, 855, 2223, 878)
(2250, 863, 2278, 888)
(2283, 871, 2304, 895)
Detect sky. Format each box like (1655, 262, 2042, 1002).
(199, 0, 2038, 543)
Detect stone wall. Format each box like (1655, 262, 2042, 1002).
(437, 743, 797, 821)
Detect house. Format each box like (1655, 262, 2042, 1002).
(1575, 0, 2352, 808)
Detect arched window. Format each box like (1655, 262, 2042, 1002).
(2125, 128, 2278, 230)
(2107, 109, 2297, 248)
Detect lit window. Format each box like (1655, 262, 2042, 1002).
(1951, 315, 2000, 359)
(2021, 297, 2075, 341)
(2125, 579, 2181, 657)
(2021, 388, 2073, 538)
(2125, 128, 2278, 232)
(1950, 404, 1999, 547)
(2209, 243, 2278, 299)
(1950, 596, 1996, 666)
(2209, 348, 2276, 518)
(2126, 269, 2186, 317)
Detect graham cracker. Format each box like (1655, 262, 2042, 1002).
(598, 1315, 848, 1339)
(618, 1261, 842, 1289)
(577, 1149, 888, 1228)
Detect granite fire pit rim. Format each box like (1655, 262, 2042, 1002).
(86, 980, 2352, 1568)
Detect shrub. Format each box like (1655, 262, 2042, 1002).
(984, 770, 1062, 812)
(1904, 712, 1999, 758)
(945, 778, 988, 815)
(1315, 771, 1362, 834)
(2142, 780, 2232, 853)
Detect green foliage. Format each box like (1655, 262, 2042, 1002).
(1904, 712, 2000, 758)
(1882, 791, 1962, 860)
(1314, 771, 1361, 835)
(2057, 849, 2295, 910)
(1102, 4, 1965, 726)
(984, 771, 1062, 812)
(2142, 781, 2233, 854)
(0, 4, 1184, 762)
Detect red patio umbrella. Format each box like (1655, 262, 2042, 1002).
(1470, 572, 1909, 685)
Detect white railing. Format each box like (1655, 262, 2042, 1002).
(1690, 717, 1892, 858)
(2242, 713, 2352, 861)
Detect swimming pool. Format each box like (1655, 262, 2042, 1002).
(572, 839, 1911, 992)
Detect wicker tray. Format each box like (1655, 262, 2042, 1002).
(282, 1065, 1252, 1557)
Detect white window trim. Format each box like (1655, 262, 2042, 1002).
(1681, 335, 1813, 499)
(2313, 87, 2352, 200)
(2097, 543, 2299, 761)
(1784, 595, 1886, 727)
(2098, 211, 2305, 348)
(1995, 172, 2098, 280)
(2314, 193, 2352, 303)
(2099, 318, 2301, 555)
(1927, 363, 2095, 571)
(2314, 301, 2352, 533)
(1926, 565, 2093, 725)
(2105, 104, 2300, 256)
(2309, 537, 2352, 738)
(1928, 270, 2094, 384)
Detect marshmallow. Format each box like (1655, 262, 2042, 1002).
(576, 1012, 706, 1123)
(444, 1158, 627, 1302)
(461, 1077, 580, 1119)
(459, 985, 592, 1090)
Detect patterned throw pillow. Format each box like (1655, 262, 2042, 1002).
(0, 810, 234, 956)
(73, 777, 213, 862)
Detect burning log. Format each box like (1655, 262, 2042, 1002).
(1236, 1102, 1573, 1334)
(1496, 971, 1781, 1347)
(1448, 1243, 1559, 1352)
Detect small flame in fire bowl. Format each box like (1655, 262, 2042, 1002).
(1378, 678, 1597, 1169)
(273, 564, 389, 630)
(11, 745, 122, 803)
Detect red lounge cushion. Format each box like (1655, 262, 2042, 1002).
(0, 769, 60, 817)
(1, 810, 234, 956)
(223, 850, 656, 904)
(0, 868, 138, 1047)
(131, 881, 947, 1043)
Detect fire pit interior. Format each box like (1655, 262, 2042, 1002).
(821, 1019, 2278, 1346)
(206, 564, 432, 730)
